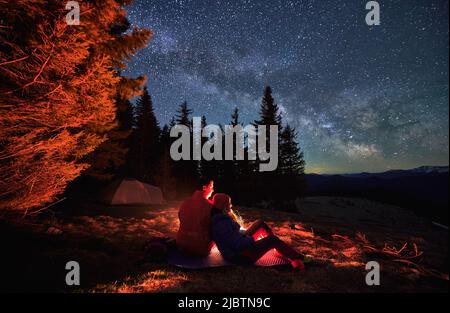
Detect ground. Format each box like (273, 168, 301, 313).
(0, 197, 448, 293)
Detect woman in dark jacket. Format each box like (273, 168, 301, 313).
(211, 194, 305, 270)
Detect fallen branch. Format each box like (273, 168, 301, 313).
(383, 242, 423, 259)
(392, 259, 449, 281)
(24, 197, 66, 217)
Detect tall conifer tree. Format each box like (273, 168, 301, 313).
(132, 87, 160, 182)
(0, 0, 151, 212)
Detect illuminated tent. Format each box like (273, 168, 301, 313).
(99, 179, 164, 205)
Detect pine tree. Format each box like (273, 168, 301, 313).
(167, 117, 176, 128)
(198, 115, 208, 179)
(172, 101, 198, 195)
(153, 123, 176, 199)
(231, 107, 240, 127)
(84, 97, 136, 180)
(230, 108, 243, 174)
(222, 108, 243, 194)
(135, 87, 159, 137)
(0, 0, 151, 213)
(274, 124, 307, 204)
(280, 125, 305, 176)
(132, 87, 160, 182)
(199, 115, 222, 182)
(251, 87, 283, 200)
(176, 101, 193, 128)
(81, 3, 150, 181)
(254, 86, 282, 127)
(116, 97, 137, 177)
(253, 86, 283, 171)
(199, 115, 210, 179)
(117, 98, 135, 131)
(201, 115, 208, 129)
(160, 124, 172, 146)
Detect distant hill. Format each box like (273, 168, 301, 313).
(306, 166, 449, 224)
(339, 166, 449, 179)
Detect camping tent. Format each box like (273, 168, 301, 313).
(100, 179, 164, 205)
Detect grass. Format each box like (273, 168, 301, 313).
(0, 197, 448, 293)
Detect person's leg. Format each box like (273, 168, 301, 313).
(245, 220, 273, 239)
(236, 236, 276, 263)
(244, 219, 265, 235)
(239, 235, 303, 263)
(271, 238, 304, 261)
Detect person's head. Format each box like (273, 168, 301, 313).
(213, 193, 244, 227)
(213, 193, 232, 213)
(197, 179, 214, 199)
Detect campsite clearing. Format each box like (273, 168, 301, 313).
(0, 197, 448, 293)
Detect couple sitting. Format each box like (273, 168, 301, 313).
(176, 180, 305, 270)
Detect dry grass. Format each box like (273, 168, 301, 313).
(1, 197, 448, 293)
(92, 270, 189, 293)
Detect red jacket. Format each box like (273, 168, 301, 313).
(176, 191, 213, 256)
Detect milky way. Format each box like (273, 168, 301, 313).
(124, 0, 449, 174)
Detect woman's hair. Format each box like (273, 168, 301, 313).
(213, 193, 244, 228)
(213, 193, 231, 211)
(228, 208, 245, 228)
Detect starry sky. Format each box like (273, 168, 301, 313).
(124, 0, 449, 174)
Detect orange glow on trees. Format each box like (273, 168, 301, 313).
(0, 0, 151, 213)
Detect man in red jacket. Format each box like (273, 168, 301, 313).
(176, 180, 214, 256)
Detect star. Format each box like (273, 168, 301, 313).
(124, 0, 449, 174)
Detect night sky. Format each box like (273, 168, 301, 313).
(124, 0, 449, 174)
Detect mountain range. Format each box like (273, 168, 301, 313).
(305, 166, 449, 224)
